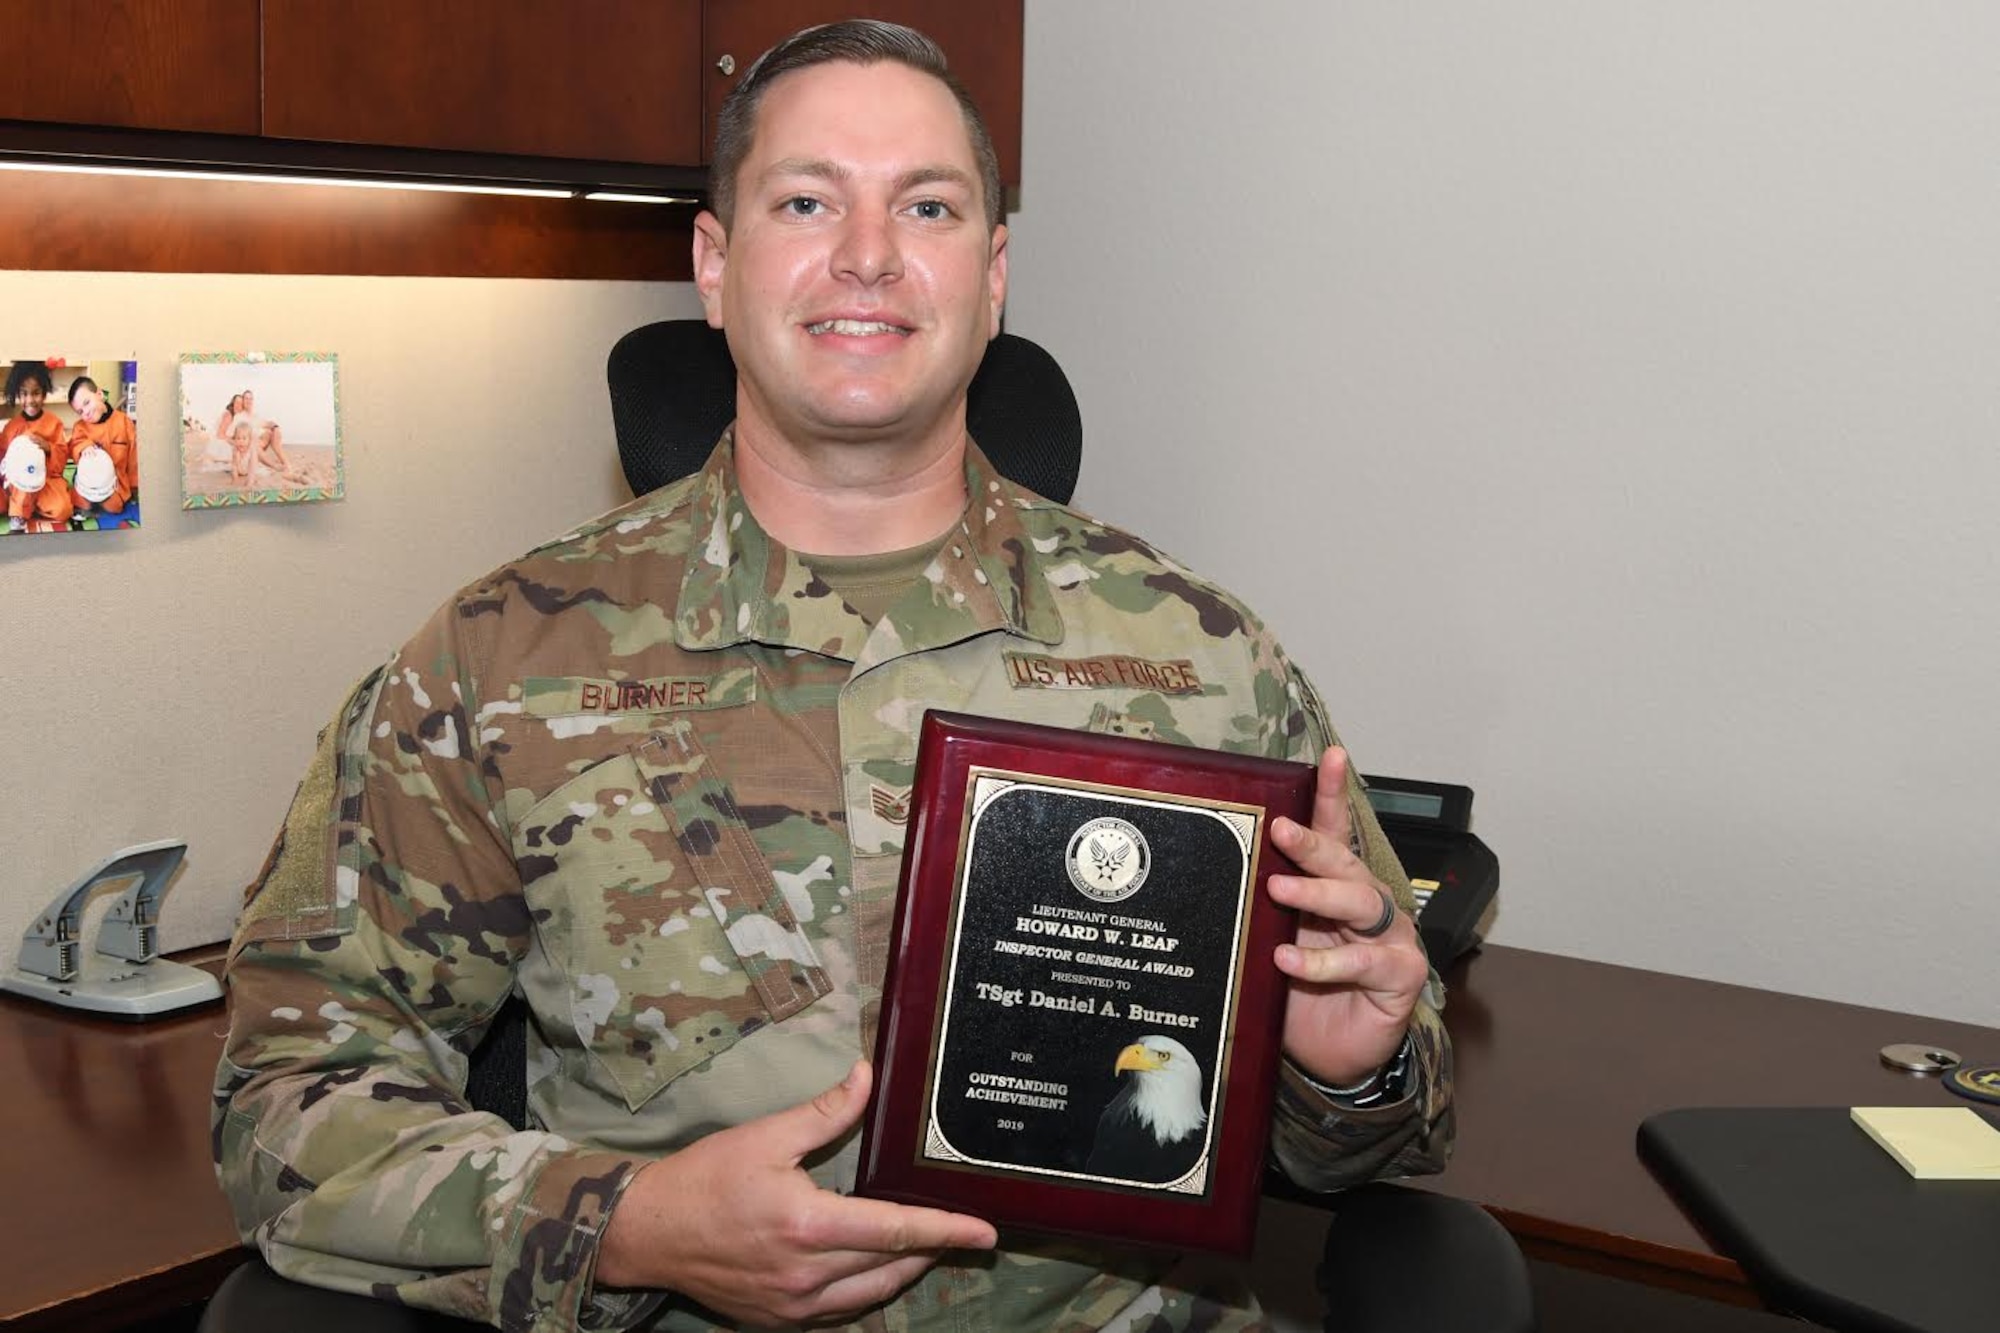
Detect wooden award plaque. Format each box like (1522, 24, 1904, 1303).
(856, 711, 1313, 1256)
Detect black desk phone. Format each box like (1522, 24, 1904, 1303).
(1361, 774, 1499, 965)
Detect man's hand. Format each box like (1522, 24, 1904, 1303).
(595, 1060, 996, 1326)
(1267, 747, 1430, 1089)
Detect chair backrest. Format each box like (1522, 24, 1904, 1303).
(463, 998, 530, 1130)
(606, 319, 1082, 503)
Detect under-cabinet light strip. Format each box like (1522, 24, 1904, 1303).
(0, 159, 576, 199)
(582, 191, 697, 204)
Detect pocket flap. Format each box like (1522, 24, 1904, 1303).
(633, 732, 831, 1023)
(516, 729, 835, 1114)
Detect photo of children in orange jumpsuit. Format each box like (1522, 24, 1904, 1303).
(1, 358, 144, 536)
(3, 362, 73, 533)
(66, 376, 139, 519)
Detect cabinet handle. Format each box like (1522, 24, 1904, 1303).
(716, 53, 737, 76)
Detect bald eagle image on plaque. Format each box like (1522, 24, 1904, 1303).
(1086, 1035, 1207, 1183)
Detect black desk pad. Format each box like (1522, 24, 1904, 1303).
(1638, 1106, 2000, 1333)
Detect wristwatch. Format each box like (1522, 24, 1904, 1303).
(1297, 1033, 1414, 1109)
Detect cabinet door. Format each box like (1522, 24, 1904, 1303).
(701, 1, 1022, 189)
(0, 0, 258, 134)
(262, 0, 703, 164)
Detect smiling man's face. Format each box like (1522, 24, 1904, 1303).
(694, 58, 1007, 458)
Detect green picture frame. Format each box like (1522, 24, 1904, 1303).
(180, 351, 344, 508)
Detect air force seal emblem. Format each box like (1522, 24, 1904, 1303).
(1066, 816, 1151, 903)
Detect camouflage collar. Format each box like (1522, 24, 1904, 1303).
(672, 429, 1065, 661)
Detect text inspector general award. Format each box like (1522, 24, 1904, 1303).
(857, 712, 1312, 1255)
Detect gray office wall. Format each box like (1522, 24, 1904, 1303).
(1008, 1, 2000, 1025)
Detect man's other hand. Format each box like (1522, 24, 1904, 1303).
(1267, 747, 1430, 1088)
(595, 1060, 997, 1325)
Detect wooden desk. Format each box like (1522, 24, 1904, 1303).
(6, 943, 1998, 1327)
(1424, 944, 2000, 1306)
(0, 992, 244, 1331)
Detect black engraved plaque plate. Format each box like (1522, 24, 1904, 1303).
(928, 777, 1249, 1194)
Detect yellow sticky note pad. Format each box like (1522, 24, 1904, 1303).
(1851, 1106, 2000, 1180)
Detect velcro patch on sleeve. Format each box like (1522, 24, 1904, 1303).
(522, 670, 756, 717)
(233, 669, 382, 949)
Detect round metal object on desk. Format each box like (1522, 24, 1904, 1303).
(1879, 1043, 1961, 1075)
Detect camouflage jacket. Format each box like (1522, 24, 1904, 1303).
(214, 435, 1453, 1333)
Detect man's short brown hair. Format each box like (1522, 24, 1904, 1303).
(708, 19, 1003, 233)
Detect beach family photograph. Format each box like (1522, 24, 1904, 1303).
(180, 354, 343, 508)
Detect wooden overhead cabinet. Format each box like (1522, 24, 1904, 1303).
(0, 0, 259, 134)
(260, 0, 706, 164)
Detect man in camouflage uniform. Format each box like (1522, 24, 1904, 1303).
(214, 20, 1452, 1333)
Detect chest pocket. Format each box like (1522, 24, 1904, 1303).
(517, 728, 832, 1112)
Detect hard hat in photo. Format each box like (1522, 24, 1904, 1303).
(1, 435, 47, 493)
(73, 445, 117, 503)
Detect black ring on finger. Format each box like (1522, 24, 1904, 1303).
(1353, 885, 1398, 938)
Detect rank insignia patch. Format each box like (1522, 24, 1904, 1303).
(871, 784, 912, 825)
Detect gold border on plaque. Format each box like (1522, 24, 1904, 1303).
(915, 766, 1267, 1194)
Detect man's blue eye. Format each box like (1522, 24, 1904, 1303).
(912, 200, 948, 220)
(786, 197, 821, 216)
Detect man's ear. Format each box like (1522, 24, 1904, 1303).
(987, 222, 1010, 339)
(693, 211, 729, 329)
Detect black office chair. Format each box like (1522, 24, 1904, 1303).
(200, 321, 1533, 1333)
(605, 318, 1084, 502)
